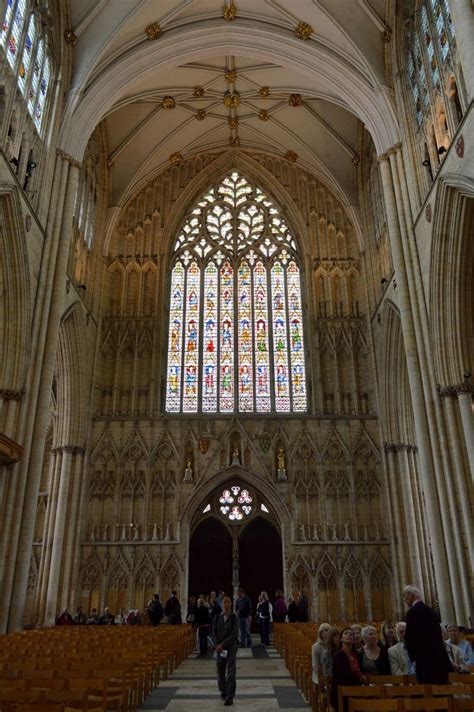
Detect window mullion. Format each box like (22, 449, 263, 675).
(179, 263, 187, 412)
(267, 260, 276, 412)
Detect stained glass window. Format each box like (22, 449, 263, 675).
(404, 0, 457, 130)
(0, 3, 52, 133)
(219, 485, 253, 521)
(165, 172, 307, 414)
(17, 13, 35, 95)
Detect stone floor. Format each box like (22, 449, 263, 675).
(140, 638, 310, 711)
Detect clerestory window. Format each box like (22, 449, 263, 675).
(1, 0, 52, 132)
(165, 172, 307, 414)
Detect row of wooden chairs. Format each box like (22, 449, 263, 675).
(273, 623, 474, 712)
(0, 625, 194, 712)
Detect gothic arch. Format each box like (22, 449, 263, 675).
(55, 304, 89, 449)
(59, 22, 399, 173)
(0, 187, 31, 400)
(430, 176, 474, 387)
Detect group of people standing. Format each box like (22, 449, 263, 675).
(311, 585, 473, 711)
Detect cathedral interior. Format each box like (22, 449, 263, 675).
(0, 0, 472, 634)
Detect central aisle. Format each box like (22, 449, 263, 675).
(141, 641, 311, 710)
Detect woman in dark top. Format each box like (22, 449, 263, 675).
(287, 595, 298, 623)
(330, 628, 365, 712)
(359, 625, 391, 675)
(258, 590, 271, 645)
(195, 596, 210, 655)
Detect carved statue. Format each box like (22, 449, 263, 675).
(151, 523, 158, 541)
(165, 522, 171, 541)
(312, 524, 319, 541)
(183, 457, 193, 483)
(330, 523, 337, 541)
(344, 522, 351, 541)
(231, 443, 240, 465)
(277, 446, 287, 481)
(299, 523, 306, 541)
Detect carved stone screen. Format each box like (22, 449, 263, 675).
(165, 171, 307, 413)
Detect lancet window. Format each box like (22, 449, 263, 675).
(1, 0, 52, 131)
(165, 172, 307, 414)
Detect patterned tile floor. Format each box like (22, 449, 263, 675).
(140, 638, 310, 711)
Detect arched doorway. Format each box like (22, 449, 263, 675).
(239, 516, 283, 615)
(189, 517, 232, 598)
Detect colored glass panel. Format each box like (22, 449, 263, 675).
(271, 261, 290, 411)
(28, 36, 43, 117)
(165, 262, 185, 412)
(17, 13, 35, 95)
(202, 262, 218, 412)
(34, 53, 50, 130)
(1, 0, 15, 48)
(237, 261, 253, 411)
(7, 0, 26, 67)
(164, 172, 307, 415)
(253, 260, 271, 412)
(219, 261, 234, 411)
(182, 262, 200, 412)
(287, 261, 307, 411)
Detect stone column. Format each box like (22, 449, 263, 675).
(1, 154, 80, 632)
(378, 152, 455, 620)
(456, 385, 474, 480)
(60, 449, 85, 610)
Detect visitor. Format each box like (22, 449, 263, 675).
(216, 589, 225, 610)
(388, 621, 415, 675)
(330, 627, 365, 711)
(55, 607, 74, 625)
(186, 595, 197, 625)
(273, 589, 288, 623)
(403, 584, 452, 683)
(350, 624, 363, 654)
(324, 627, 342, 676)
(148, 593, 164, 626)
(312, 622, 332, 690)
(73, 606, 87, 625)
(86, 608, 99, 624)
(214, 595, 239, 706)
(236, 588, 252, 647)
(195, 596, 210, 656)
(296, 589, 309, 622)
(258, 590, 271, 645)
(114, 607, 126, 624)
(209, 590, 221, 639)
(99, 606, 115, 625)
(443, 625, 469, 672)
(381, 619, 397, 649)
(165, 590, 182, 625)
(287, 595, 298, 623)
(446, 624, 474, 666)
(359, 625, 390, 674)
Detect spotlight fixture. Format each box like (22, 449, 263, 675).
(381, 278, 387, 285)
(463, 371, 472, 380)
(437, 146, 447, 155)
(27, 159, 37, 170)
(10, 157, 19, 167)
(422, 159, 431, 167)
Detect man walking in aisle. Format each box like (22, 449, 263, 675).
(214, 595, 239, 706)
(236, 588, 252, 647)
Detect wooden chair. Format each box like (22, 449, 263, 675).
(403, 699, 453, 711)
(338, 684, 385, 712)
(452, 701, 474, 711)
(349, 700, 404, 711)
(367, 675, 409, 686)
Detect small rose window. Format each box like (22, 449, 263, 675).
(219, 485, 253, 520)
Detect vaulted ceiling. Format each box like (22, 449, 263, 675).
(65, 0, 396, 208)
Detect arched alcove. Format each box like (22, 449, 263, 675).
(239, 516, 283, 615)
(189, 517, 232, 598)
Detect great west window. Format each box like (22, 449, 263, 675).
(165, 172, 307, 414)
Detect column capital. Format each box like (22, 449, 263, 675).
(377, 143, 403, 162)
(0, 388, 25, 401)
(58, 445, 86, 455)
(56, 149, 82, 170)
(438, 382, 474, 398)
(384, 442, 418, 453)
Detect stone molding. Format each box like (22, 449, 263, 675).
(0, 432, 23, 465)
(438, 382, 474, 398)
(383, 442, 418, 453)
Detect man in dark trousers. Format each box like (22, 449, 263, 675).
(403, 584, 452, 683)
(165, 590, 182, 624)
(235, 588, 252, 647)
(214, 595, 239, 706)
(149, 593, 164, 626)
